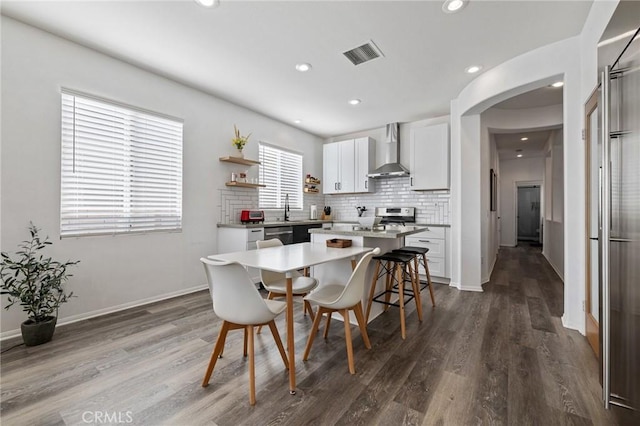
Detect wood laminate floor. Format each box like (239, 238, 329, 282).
(1, 245, 622, 425)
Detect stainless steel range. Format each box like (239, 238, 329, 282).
(375, 207, 416, 225)
(351, 207, 417, 231)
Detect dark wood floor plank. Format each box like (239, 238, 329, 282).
(527, 296, 558, 334)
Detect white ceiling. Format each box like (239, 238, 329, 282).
(1, 0, 593, 137)
(493, 129, 556, 160)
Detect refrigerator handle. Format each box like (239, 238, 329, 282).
(601, 66, 612, 409)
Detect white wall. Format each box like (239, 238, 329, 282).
(449, 0, 619, 333)
(0, 17, 323, 337)
(543, 129, 565, 279)
(499, 157, 545, 246)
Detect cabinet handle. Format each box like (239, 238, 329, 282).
(411, 177, 413, 186)
(338, 182, 342, 190)
(335, 182, 338, 190)
(251, 229, 261, 232)
(419, 239, 431, 243)
(365, 180, 368, 189)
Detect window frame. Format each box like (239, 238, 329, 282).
(258, 142, 303, 210)
(60, 89, 184, 238)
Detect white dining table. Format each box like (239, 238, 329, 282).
(208, 242, 373, 394)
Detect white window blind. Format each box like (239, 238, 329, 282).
(259, 143, 303, 210)
(60, 90, 183, 237)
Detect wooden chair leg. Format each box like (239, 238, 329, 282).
(303, 307, 325, 361)
(384, 261, 393, 312)
(246, 325, 256, 405)
(268, 320, 289, 370)
(243, 327, 248, 357)
(365, 260, 381, 323)
(304, 299, 316, 321)
(397, 264, 406, 340)
(410, 260, 423, 322)
(323, 312, 332, 339)
(257, 292, 276, 334)
(353, 302, 371, 350)
(423, 253, 436, 307)
(342, 309, 356, 374)
(202, 321, 230, 387)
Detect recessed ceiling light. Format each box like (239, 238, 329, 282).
(521, 137, 529, 141)
(348, 99, 361, 106)
(465, 65, 482, 74)
(551, 81, 564, 88)
(443, 0, 467, 13)
(293, 119, 302, 124)
(517, 154, 523, 158)
(194, 0, 220, 8)
(295, 63, 312, 72)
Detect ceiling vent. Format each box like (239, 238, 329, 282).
(343, 40, 384, 66)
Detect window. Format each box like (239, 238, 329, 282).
(60, 90, 183, 237)
(258, 143, 303, 210)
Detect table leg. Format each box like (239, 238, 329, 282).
(286, 272, 296, 394)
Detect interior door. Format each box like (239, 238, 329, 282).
(517, 186, 541, 241)
(585, 86, 600, 358)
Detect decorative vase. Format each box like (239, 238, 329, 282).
(21, 316, 57, 346)
(237, 149, 244, 158)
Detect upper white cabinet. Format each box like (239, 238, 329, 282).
(409, 123, 449, 190)
(323, 137, 375, 194)
(354, 137, 375, 193)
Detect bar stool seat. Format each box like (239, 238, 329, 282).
(393, 246, 436, 307)
(365, 251, 422, 339)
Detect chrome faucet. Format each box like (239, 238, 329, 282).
(284, 194, 290, 222)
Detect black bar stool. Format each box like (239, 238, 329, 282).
(392, 246, 436, 307)
(365, 251, 422, 339)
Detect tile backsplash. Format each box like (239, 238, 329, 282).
(218, 176, 450, 224)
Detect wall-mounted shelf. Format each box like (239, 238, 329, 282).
(219, 156, 260, 166)
(304, 175, 321, 194)
(225, 181, 266, 188)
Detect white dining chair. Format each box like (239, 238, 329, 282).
(302, 247, 380, 375)
(255, 238, 319, 332)
(200, 257, 289, 406)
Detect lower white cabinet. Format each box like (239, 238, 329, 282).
(217, 227, 264, 283)
(404, 226, 450, 282)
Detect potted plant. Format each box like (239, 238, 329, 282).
(232, 124, 251, 157)
(0, 223, 79, 346)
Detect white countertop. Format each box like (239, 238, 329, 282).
(309, 224, 429, 239)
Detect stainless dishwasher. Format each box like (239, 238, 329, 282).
(264, 226, 293, 245)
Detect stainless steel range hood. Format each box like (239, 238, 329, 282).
(367, 123, 410, 178)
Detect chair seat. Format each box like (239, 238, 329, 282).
(304, 284, 346, 307)
(393, 246, 429, 255)
(264, 299, 287, 316)
(263, 276, 318, 294)
(372, 252, 414, 263)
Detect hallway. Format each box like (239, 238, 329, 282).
(0, 245, 619, 425)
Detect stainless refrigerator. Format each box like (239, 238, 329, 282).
(601, 24, 639, 420)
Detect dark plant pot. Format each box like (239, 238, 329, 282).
(20, 316, 57, 346)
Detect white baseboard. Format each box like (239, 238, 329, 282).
(561, 314, 584, 335)
(449, 281, 484, 292)
(0, 284, 208, 341)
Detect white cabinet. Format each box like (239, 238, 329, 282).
(217, 227, 264, 283)
(323, 137, 375, 194)
(409, 123, 449, 190)
(404, 226, 450, 281)
(355, 137, 375, 193)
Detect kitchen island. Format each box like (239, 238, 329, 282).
(308, 224, 428, 324)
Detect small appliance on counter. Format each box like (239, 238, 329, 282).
(310, 204, 318, 220)
(240, 209, 264, 224)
